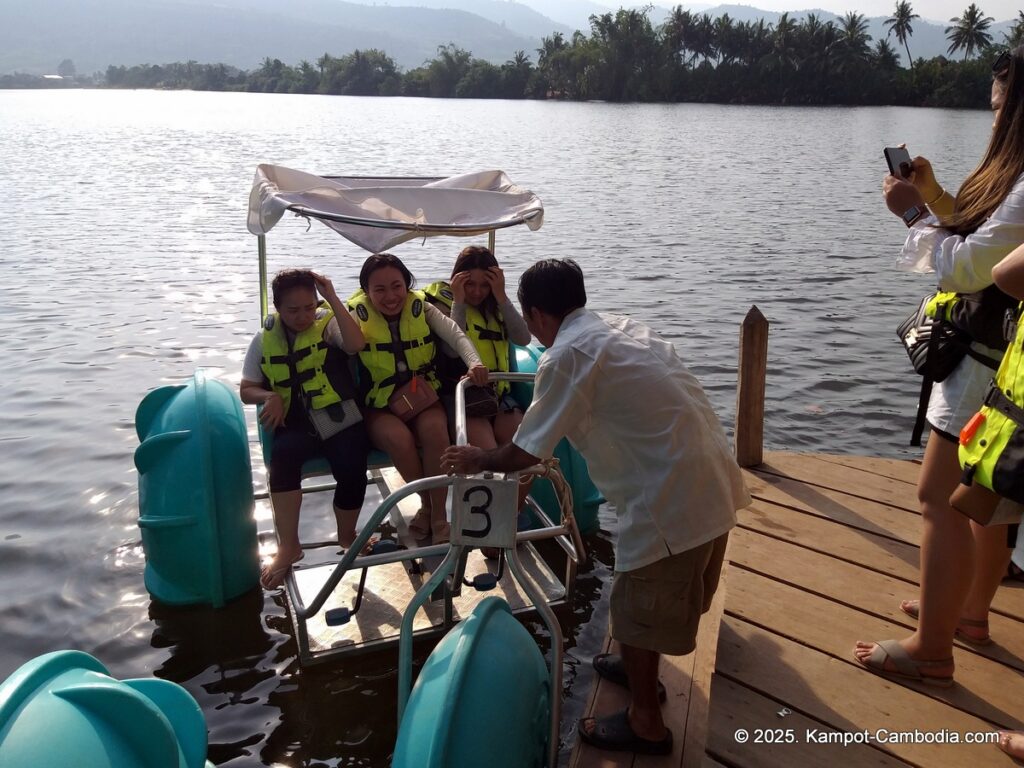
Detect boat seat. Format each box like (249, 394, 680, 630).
(256, 416, 392, 481)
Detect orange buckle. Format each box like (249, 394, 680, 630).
(960, 411, 985, 446)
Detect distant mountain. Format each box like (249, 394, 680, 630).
(339, 0, 574, 39)
(0, 0, 541, 75)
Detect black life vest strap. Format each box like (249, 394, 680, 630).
(474, 325, 506, 342)
(984, 383, 1024, 427)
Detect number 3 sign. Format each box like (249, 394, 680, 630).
(451, 474, 519, 549)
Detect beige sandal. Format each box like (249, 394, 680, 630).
(854, 639, 954, 688)
(899, 599, 992, 645)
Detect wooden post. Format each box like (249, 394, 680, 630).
(735, 305, 768, 468)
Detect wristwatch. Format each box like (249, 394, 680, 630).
(901, 205, 926, 227)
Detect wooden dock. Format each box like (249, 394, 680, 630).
(571, 450, 1024, 767)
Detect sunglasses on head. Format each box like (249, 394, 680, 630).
(993, 49, 1012, 76)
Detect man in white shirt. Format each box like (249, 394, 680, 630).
(442, 259, 750, 755)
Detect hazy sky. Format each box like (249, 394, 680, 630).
(712, 2, 1022, 22)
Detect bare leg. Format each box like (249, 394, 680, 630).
(263, 490, 303, 587)
(334, 505, 361, 548)
(494, 409, 533, 510)
(960, 522, 1012, 632)
(366, 410, 431, 512)
(855, 433, 965, 679)
(412, 402, 451, 534)
(580, 642, 667, 742)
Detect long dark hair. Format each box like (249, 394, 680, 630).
(946, 45, 1024, 237)
(451, 245, 500, 320)
(359, 253, 414, 291)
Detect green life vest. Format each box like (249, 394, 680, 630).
(260, 305, 349, 415)
(959, 304, 1024, 504)
(423, 280, 510, 396)
(347, 289, 438, 408)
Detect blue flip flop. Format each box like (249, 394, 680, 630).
(593, 653, 667, 702)
(577, 709, 673, 755)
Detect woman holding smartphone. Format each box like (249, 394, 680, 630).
(855, 46, 1024, 686)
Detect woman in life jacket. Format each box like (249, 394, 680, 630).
(855, 46, 1024, 686)
(350, 253, 488, 544)
(239, 269, 370, 590)
(425, 246, 532, 449)
(987, 242, 1024, 762)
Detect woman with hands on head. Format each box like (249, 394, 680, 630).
(348, 253, 488, 545)
(239, 269, 371, 590)
(855, 46, 1024, 686)
(439, 246, 532, 450)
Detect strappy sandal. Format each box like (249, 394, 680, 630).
(408, 508, 431, 540)
(854, 639, 954, 688)
(899, 599, 992, 645)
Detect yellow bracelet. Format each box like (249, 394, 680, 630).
(925, 187, 945, 206)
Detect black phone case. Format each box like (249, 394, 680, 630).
(884, 147, 911, 177)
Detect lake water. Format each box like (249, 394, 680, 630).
(0, 89, 996, 766)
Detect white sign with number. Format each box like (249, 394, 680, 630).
(451, 474, 519, 548)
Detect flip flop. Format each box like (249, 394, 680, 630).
(1007, 562, 1024, 583)
(259, 551, 305, 590)
(577, 709, 672, 755)
(899, 599, 992, 645)
(854, 639, 954, 688)
(592, 653, 667, 702)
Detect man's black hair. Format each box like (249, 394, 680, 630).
(517, 259, 586, 318)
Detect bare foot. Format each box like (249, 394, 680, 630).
(999, 731, 1024, 761)
(853, 639, 954, 682)
(260, 545, 304, 589)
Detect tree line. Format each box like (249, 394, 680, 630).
(8, 4, 1024, 107)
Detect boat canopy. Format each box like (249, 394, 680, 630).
(247, 164, 544, 254)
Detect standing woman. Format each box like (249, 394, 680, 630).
(240, 269, 370, 590)
(425, 246, 533, 449)
(855, 46, 1024, 685)
(348, 253, 488, 544)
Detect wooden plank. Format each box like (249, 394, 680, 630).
(726, 526, 1024, 662)
(751, 454, 918, 510)
(744, 472, 922, 545)
(722, 568, 1024, 733)
(716, 616, 1014, 766)
(705, 675, 912, 767)
(737, 500, 921, 584)
(678, 547, 729, 768)
(809, 453, 922, 485)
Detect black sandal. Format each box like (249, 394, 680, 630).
(577, 709, 673, 755)
(1006, 561, 1024, 583)
(592, 653, 667, 702)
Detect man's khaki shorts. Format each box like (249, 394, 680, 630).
(609, 532, 729, 656)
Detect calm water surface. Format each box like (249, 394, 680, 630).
(0, 90, 995, 766)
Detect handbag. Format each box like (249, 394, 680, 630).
(950, 481, 1024, 526)
(308, 399, 362, 441)
(463, 384, 499, 419)
(388, 375, 439, 422)
(895, 294, 969, 383)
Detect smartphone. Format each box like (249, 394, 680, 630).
(884, 146, 913, 179)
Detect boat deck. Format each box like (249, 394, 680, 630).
(283, 467, 567, 664)
(571, 451, 1024, 767)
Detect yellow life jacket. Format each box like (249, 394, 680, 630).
(423, 280, 511, 397)
(260, 305, 346, 415)
(959, 304, 1024, 503)
(347, 289, 438, 408)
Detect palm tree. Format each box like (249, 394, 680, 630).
(833, 12, 873, 74)
(946, 4, 995, 61)
(885, 1, 919, 69)
(1004, 10, 1024, 48)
